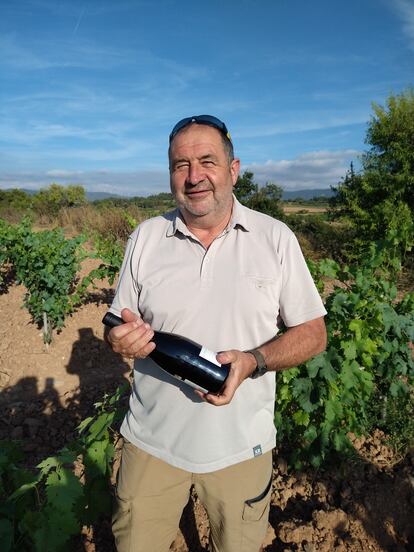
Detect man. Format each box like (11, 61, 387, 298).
(106, 115, 327, 552)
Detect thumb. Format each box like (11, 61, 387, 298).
(216, 350, 237, 364)
(121, 308, 141, 323)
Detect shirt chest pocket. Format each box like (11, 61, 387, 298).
(242, 274, 281, 294)
(238, 273, 281, 314)
(244, 274, 279, 289)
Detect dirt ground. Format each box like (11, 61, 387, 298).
(0, 266, 413, 552)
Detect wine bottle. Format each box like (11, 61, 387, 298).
(102, 312, 230, 394)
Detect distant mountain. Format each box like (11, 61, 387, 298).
(85, 191, 123, 201)
(85, 189, 335, 203)
(8, 188, 38, 196)
(282, 188, 334, 200)
(86, 189, 335, 201)
(4, 187, 334, 202)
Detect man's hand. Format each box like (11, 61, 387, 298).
(195, 349, 257, 406)
(106, 308, 155, 360)
(194, 316, 327, 406)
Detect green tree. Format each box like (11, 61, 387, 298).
(33, 184, 86, 218)
(0, 189, 32, 214)
(234, 170, 257, 204)
(249, 182, 284, 219)
(234, 171, 284, 218)
(330, 89, 414, 255)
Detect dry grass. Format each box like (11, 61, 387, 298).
(57, 204, 146, 241)
(283, 205, 327, 214)
(0, 207, 28, 224)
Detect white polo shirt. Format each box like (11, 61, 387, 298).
(110, 198, 326, 473)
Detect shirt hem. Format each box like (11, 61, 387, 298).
(120, 426, 276, 473)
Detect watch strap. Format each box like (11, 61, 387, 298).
(246, 348, 267, 378)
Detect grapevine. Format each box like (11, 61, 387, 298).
(0, 218, 124, 343)
(276, 241, 414, 468)
(0, 385, 128, 551)
(1, 215, 414, 547)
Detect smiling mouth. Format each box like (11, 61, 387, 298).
(186, 190, 211, 198)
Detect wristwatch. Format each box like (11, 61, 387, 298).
(246, 348, 268, 379)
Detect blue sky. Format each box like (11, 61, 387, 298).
(1, 0, 413, 196)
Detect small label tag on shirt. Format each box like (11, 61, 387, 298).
(253, 445, 262, 457)
(199, 346, 221, 367)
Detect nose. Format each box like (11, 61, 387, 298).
(186, 163, 205, 186)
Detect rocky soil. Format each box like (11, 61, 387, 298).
(1, 271, 413, 552)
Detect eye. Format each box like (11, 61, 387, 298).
(202, 160, 215, 166)
(174, 161, 189, 170)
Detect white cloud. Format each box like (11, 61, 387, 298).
(0, 117, 157, 164)
(233, 113, 368, 140)
(46, 169, 78, 178)
(0, 169, 170, 196)
(393, 0, 414, 49)
(0, 32, 209, 89)
(25, 0, 154, 18)
(0, 34, 138, 71)
(245, 149, 360, 190)
(0, 149, 360, 195)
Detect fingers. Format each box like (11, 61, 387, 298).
(108, 311, 155, 359)
(193, 384, 235, 405)
(121, 307, 140, 323)
(196, 372, 238, 406)
(196, 349, 254, 406)
(204, 383, 236, 406)
(125, 323, 155, 358)
(216, 350, 237, 365)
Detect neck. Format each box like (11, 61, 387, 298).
(183, 210, 233, 249)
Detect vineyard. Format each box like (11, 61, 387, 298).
(0, 213, 413, 551)
(2, 86, 414, 548)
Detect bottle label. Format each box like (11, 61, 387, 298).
(199, 346, 221, 367)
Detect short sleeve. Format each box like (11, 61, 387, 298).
(109, 232, 141, 318)
(278, 233, 326, 327)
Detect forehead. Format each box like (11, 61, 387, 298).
(169, 124, 225, 158)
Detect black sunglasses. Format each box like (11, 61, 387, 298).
(169, 114, 232, 144)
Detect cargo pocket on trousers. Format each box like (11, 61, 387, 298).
(242, 475, 273, 522)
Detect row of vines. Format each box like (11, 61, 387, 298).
(0, 217, 124, 343)
(1, 218, 414, 550)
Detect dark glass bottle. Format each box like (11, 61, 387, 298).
(102, 312, 229, 394)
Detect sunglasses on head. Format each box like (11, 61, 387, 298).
(169, 114, 232, 144)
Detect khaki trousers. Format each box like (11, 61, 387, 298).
(112, 440, 273, 552)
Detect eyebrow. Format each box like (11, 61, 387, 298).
(171, 157, 189, 170)
(171, 153, 219, 167)
(199, 154, 218, 162)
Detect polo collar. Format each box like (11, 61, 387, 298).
(166, 195, 250, 238)
(166, 209, 191, 237)
(230, 196, 250, 231)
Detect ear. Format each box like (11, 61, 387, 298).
(230, 158, 240, 187)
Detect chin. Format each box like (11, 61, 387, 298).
(185, 207, 211, 217)
(183, 200, 213, 216)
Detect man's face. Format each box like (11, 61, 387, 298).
(169, 124, 240, 226)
